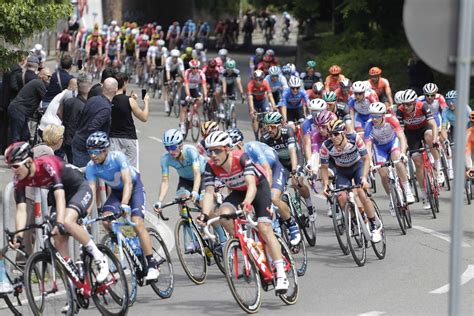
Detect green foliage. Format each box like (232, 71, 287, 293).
(0, 0, 72, 71)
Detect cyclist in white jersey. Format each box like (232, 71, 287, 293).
(164, 49, 185, 113)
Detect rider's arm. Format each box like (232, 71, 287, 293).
(320, 145, 330, 189)
(264, 81, 276, 109)
(130, 94, 149, 122)
(120, 168, 133, 206)
(243, 174, 257, 206)
(303, 133, 312, 162)
(384, 80, 394, 105)
(236, 77, 244, 95)
(357, 134, 370, 179)
(201, 73, 208, 99)
(202, 164, 216, 217)
(287, 129, 298, 172)
(440, 108, 449, 140)
(157, 176, 169, 203)
(247, 82, 255, 113)
(14, 202, 27, 239)
(221, 77, 227, 95)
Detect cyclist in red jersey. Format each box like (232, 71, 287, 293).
(197, 131, 289, 293)
(324, 64, 346, 91)
(396, 89, 442, 209)
(4, 142, 110, 283)
(247, 70, 276, 138)
(335, 78, 352, 103)
(257, 54, 276, 76)
(367, 67, 394, 107)
(306, 82, 325, 100)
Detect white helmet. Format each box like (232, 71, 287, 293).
(287, 63, 296, 73)
(352, 81, 367, 93)
(114, 26, 120, 33)
(312, 82, 325, 93)
(170, 49, 180, 57)
(34, 44, 42, 51)
(156, 25, 162, 31)
(402, 89, 418, 103)
(157, 39, 165, 47)
(194, 42, 203, 50)
(288, 76, 301, 88)
(205, 131, 232, 148)
(218, 48, 228, 57)
(161, 47, 168, 54)
(131, 28, 139, 36)
(309, 98, 327, 112)
(394, 90, 405, 104)
(423, 83, 438, 95)
(141, 34, 149, 41)
(163, 129, 184, 146)
(268, 66, 281, 76)
(369, 102, 387, 114)
(111, 20, 118, 26)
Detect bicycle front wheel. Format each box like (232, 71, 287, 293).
(425, 172, 438, 218)
(298, 197, 316, 247)
(370, 199, 387, 260)
(89, 244, 129, 316)
(345, 204, 367, 267)
(175, 219, 207, 285)
(191, 109, 201, 143)
(281, 223, 307, 277)
(224, 238, 262, 314)
(276, 235, 299, 305)
(390, 184, 407, 235)
(147, 228, 174, 299)
(24, 251, 75, 316)
(332, 200, 349, 255)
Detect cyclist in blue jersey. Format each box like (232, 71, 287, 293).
(265, 66, 288, 104)
(249, 47, 265, 76)
(279, 76, 309, 124)
(85, 132, 160, 281)
(227, 128, 301, 245)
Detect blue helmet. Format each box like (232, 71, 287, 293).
(86, 132, 110, 149)
(227, 128, 244, 145)
(445, 90, 457, 104)
(163, 129, 184, 146)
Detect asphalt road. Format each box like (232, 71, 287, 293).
(0, 46, 473, 316)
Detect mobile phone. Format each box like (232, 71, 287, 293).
(77, 59, 83, 70)
(141, 88, 147, 100)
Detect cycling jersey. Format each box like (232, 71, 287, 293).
(244, 141, 278, 167)
(366, 78, 390, 99)
(247, 80, 271, 102)
(85, 151, 139, 190)
(348, 92, 379, 130)
(204, 150, 266, 191)
(396, 102, 433, 130)
(183, 69, 206, 90)
(302, 111, 338, 135)
(335, 88, 352, 103)
(278, 87, 309, 109)
(264, 74, 288, 93)
(441, 104, 472, 129)
(363, 114, 402, 145)
(124, 39, 136, 51)
(306, 89, 322, 100)
(192, 50, 207, 63)
(161, 144, 207, 181)
(320, 133, 368, 168)
(106, 42, 119, 56)
(203, 66, 220, 87)
(165, 56, 185, 73)
(324, 74, 345, 91)
(418, 94, 448, 126)
(329, 102, 352, 122)
(300, 72, 321, 90)
(260, 127, 299, 170)
(250, 55, 263, 68)
(220, 69, 240, 87)
(167, 25, 181, 37)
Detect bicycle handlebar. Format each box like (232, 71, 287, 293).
(371, 159, 402, 170)
(202, 210, 257, 240)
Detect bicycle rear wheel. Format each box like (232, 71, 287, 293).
(407, 157, 420, 202)
(331, 201, 349, 255)
(466, 178, 472, 205)
(276, 236, 299, 305)
(174, 219, 207, 285)
(280, 223, 307, 277)
(173, 88, 180, 118)
(191, 109, 201, 143)
(370, 199, 386, 260)
(24, 251, 75, 316)
(440, 150, 451, 191)
(425, 172, 438, 218)
(390, 185, 407, 235)
(345, 204, 366, 267)
(224, 238, 261, 314)
(298, 198, 316, 247)
(147, 228, 174, 299)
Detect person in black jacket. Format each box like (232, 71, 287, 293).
(12, 56, 39, 92)
(71, 77, 118, 167)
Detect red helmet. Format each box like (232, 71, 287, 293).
(329, 65, 341, 75)
(263, 55, 272, 62)
(369, 66, 382, 76)
(208, 59, 217, 68)
(189, 59, 200, 69)
(4, 142, 32, 165)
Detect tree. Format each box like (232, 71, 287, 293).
(0, 0, 72, 71)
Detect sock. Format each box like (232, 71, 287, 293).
(214, 224, 227, 243)
(285, 217, 296, 228)
(435, 159, 441, 172)
(85, 240, 104, 261)
(402, 181, 412, 194)
(146, 255, 157, 268)
(368, 217, 377, 230)
(307, 205, 314, 214)
(274, 259, 285, 278)
(448, 158, 453, 171)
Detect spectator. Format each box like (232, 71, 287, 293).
(42, 124, 65, 157)
(63, 73, 91, 162)
(109, 73, 149, 169)
(8, 68, 52, 144)
(7, 57, 27, 100)
(41, 54, 74, 108)
(71, 77, 118, 167)
(88, 67, 117, 99)
(13, 56, 39, 92)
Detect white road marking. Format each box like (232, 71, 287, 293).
(358, 311, 386, 316)
(430, 264, 474, 294)
(148, 136, 163, 143)
(412, 225, 471, 247)
(136, 129, 141, 134)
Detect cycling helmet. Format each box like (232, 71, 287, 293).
(315, 110, 333, 126)
(352, 81, 367, 93)
(194, 42, 203, 50)
(205, 131, 232, 148)
(225, 59, 236, 69)
(156, 25, 162, 31)
(369, 102, 387, 114)
(131, 28, 139, 36)
(312, 82, 325, 93)
(268, 66, 281, 76)
(394, 90, 404, 104)
(86, 131, 110, 149)
(323, 91, 337, 102)
(255, 47, 264, 55)
(288, 76, 301, 88)
(102, 24, 108, 32)
(369, 66, 382, 76)
(4, 142, 32, 165)
(328, 119, 346, 133)
(157, 39, 165, 46)
(265, 49, 275, 56)
(445, 90, 457, 101)
(329, 65, 341, 75)
(253, 69, 265, 80)
(34, 44, 42, 51)
(470, 111, 474, 122)
(306, 60, 317, 68)
(281, 65, 291, 75)
(423, 83, 438, 95)
(402, 89, 418, 103)
(263, 54, 272, 62)
(163, 129, 184, 146)
(141, 34, 149, 41)
(287, 63, 296, 73)
(201, 121, 219, 136)
(218, 48, 228, 57)
(189, 59, 200, 69)
(309, 98, 327, 112)
(111, 20, 118, 26)
(339, 78, 351, 90)
(185, 46, 193, 55)
(263, 112, 283, 125)
(170, 49, 180, 57)
(227, 128, 244, 144)
(208, 58, 217, 67)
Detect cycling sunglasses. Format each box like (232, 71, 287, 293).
(371, 114, 384, 119)
(291, 87, 299, 91)
(266, 124, 279, 130)
(10, 158, 29, 169)
(207, 147, 225, 156)
(330, 131, 343, 137)
(425, 94, 436, 98)
(165, 145, 178, 151)
(354, 92, 364, 95)
(88, 149, 104, 156)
